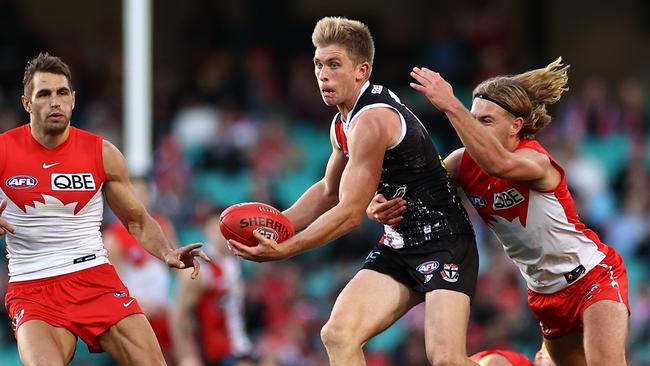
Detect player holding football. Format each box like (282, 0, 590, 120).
(0, 53, 209, 366)
(229, 17, 480, 366)
(368, 59, 629, 366)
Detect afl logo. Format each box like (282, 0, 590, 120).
(6, 175, 38, 189)
(468, 195, 486, 208)
(416, 261, 439, 274)
(255, 227, 279, 241)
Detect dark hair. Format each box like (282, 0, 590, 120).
(23, 52, 73, 97)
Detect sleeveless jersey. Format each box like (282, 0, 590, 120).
(332, 82, 473, 248)
(457, 139, 607, 293)
(0, 124, 109, 281)
(197, 250, 251, 361)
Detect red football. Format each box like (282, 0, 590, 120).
(219, 202, 295, 247)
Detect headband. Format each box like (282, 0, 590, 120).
(475, 94, 527, 118)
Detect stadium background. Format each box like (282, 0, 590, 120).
(0, 0, 649, 364)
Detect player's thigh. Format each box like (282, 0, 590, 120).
(16, 320, 77, 366)
(324, 269, 423, 343)
(423, 289, 471, 356)
(582, 300, 628, 365)
(543, 333, 586, 366)
(98, 313, 165, 366)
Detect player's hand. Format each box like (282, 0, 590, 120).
(0, 200, 16, 236)
(367, 194, 407, 226)
(164, 243, 211, 279)
(409, 67, 460, 113)
(228, 230, 288, 262)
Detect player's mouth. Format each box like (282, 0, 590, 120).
(321, 87, 336, 98)
(48, 111, 64, 119)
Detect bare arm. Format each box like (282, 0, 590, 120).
(231, 108, 401, 261)
(102, 141, 209, 277)
(410, 68, 559, 189)
(169, 270, 203, 366)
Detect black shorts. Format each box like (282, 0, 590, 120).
(361, 234, 478, 301)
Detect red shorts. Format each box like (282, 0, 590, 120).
(4, 264, 143, 352)
(470, 349, 532, 366)
(527, 247, 630, 339)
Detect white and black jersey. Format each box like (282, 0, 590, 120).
(332, 82, 473, 248)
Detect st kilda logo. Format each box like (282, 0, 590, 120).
(441, 263, 459, 283)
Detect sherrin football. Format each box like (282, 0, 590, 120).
(219, 202, 295, 247)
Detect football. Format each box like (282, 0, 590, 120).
(219, 202, 295, 247)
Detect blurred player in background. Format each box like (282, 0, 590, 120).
(230, 17, 480, 366)
(0, 52, 208, 366)
(103, 177, 176, 360)
(369, 58, 629, 366)
(170, 209, 253, 366)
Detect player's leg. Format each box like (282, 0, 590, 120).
(16, 320, 77, 366)
(543, 333, 586, 366)
(582, 300, 628, 366)
(320, 269, 423, 366)
(423, 289, 479, 366)
(98, 313, 166, 366)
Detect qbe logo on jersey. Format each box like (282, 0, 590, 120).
(441, 263, 459, 283)
(51, 173, 96, 191)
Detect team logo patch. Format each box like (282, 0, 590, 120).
(441, 263, 459, 283)
(371, 85, 383, 94)
(255, 227, 279, 241)
(51, 173, 96, 191)
(365, 251, 380, 263)
(12, 308, 25, 331)
(114, 291, 127, 298)
(585, 283, 601, 299)
(468, 194, 487, 208)
(424, 274, 433, 283)
(416, 261, 439, 274)
(493, 188, 524, 210)
(6, 175, 38, 189)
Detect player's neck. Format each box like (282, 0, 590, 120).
(505, 135, 521, 151)
(29, 121, 71, 149)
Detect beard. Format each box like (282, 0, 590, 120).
(41, 116, 71, 134)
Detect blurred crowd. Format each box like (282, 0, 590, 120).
(0, 0, 649, 365)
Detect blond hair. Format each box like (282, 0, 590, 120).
(473, 57, 569, 138)
(312, 16, 375, 70)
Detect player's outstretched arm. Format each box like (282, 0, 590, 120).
(102, 141, 210, 278)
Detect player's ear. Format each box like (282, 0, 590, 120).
(356, 61, 370, 81)
(71, 90, 76, 111)
(511, 116, 524, 136)
(21, 95, 31, 114)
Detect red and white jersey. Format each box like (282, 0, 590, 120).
(457, 139, 607, 293)
(0, 124, 108, 282)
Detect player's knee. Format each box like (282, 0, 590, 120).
(586, 348, 626, 366)
(320, 319, 358, 350)
(21, 354, 67, 366)
(426, 349, 466, 366)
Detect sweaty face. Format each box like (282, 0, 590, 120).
(25, 72, 74, 134)
(313, 44, 360, 107)
(470, 98, 518, 146)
